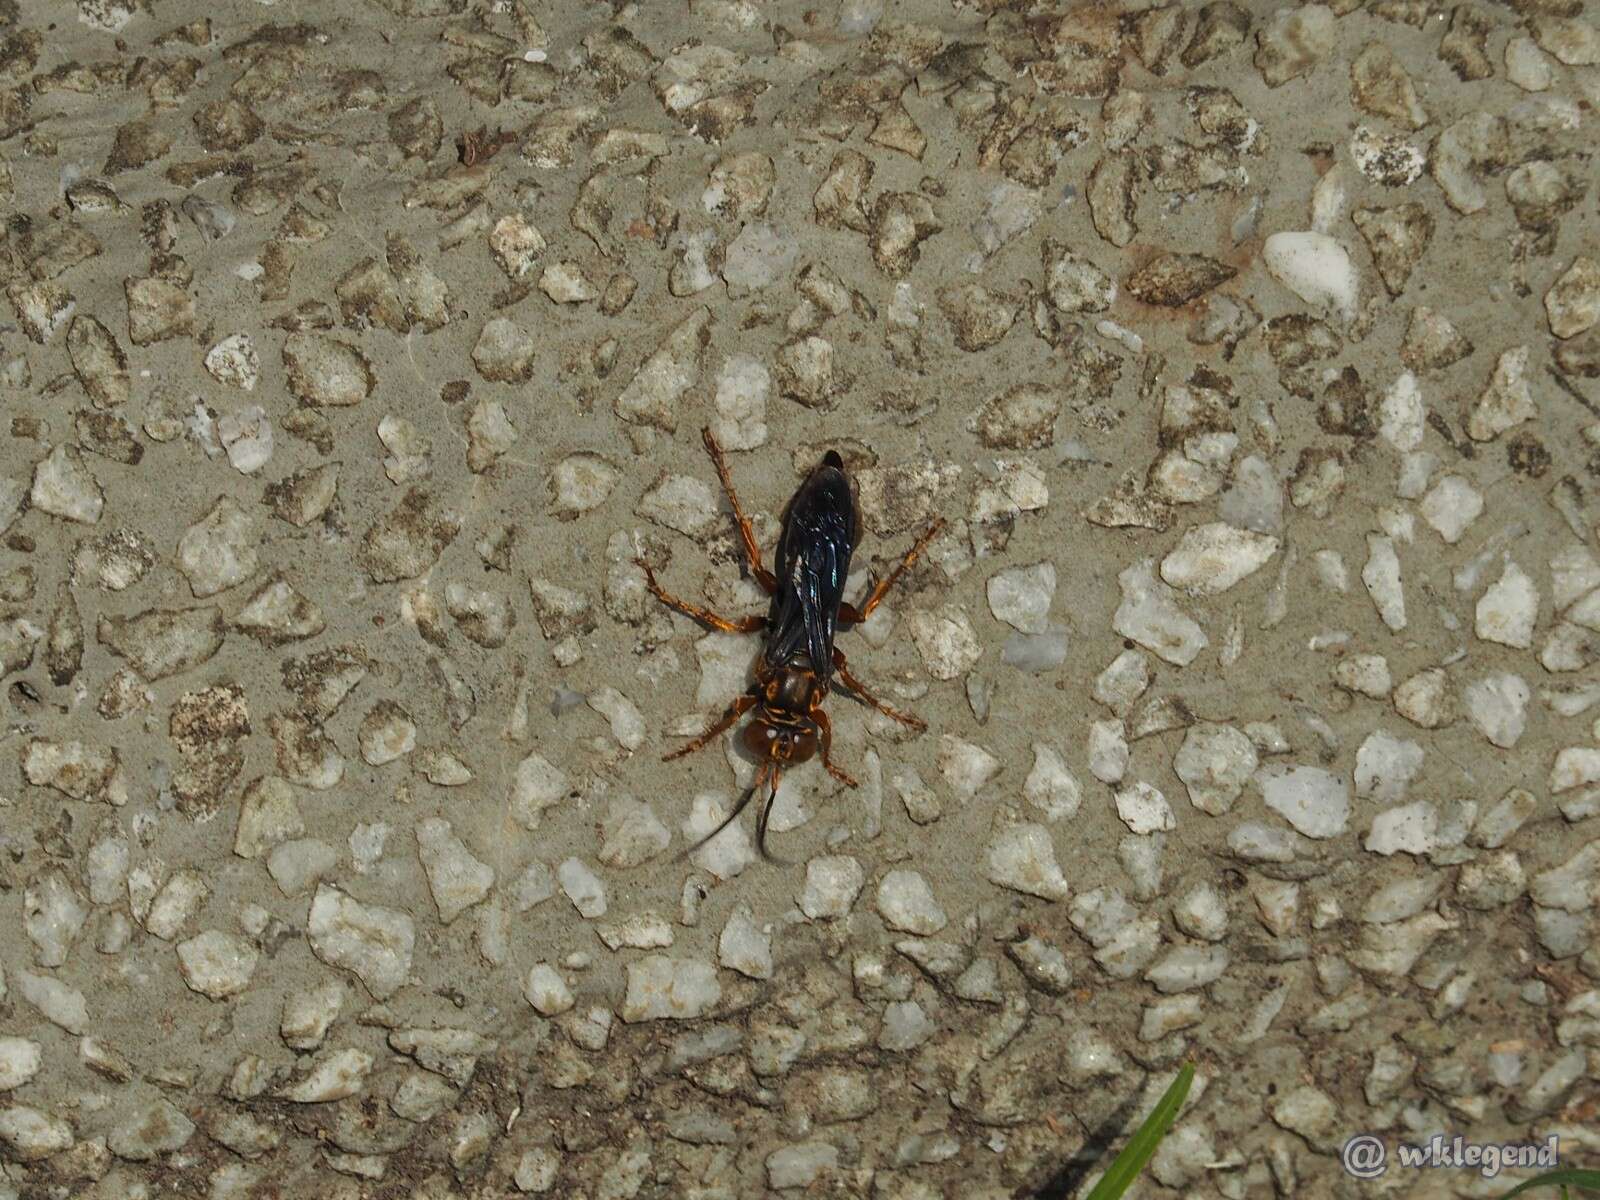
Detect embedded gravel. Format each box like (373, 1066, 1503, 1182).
(1, 0, 1599, 1197)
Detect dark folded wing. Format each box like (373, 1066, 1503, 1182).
(765, 468, 855, 673)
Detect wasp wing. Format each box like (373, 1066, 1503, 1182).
(764, 462, 857, 676)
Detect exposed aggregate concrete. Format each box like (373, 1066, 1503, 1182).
(1, 0, 1599, 1196)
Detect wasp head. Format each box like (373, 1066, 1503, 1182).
(742, 715, 818, 764)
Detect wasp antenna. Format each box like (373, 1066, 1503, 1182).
(678, 763, 767, 862)
(755, 768, 788, 863)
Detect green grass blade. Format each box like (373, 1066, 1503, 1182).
(1083, 1063, 1196, 1200)
(1497, 1170, 1600, 1199)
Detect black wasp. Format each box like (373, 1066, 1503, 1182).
(638, 428, 944, 857)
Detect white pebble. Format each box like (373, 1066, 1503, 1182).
(1362, 534, 1406, 631)
(1419, 476, 1483, 544)
(1530, 843, 1600, 912)
(879, 1000, 936, 1052)
(875, 869, 947, 935)
(1115, 781, 1175, 834)
(1476, 559, 1539, 648)
(710, 354, 770, 450)
(522, 964, 574, 1016)
(145, 870, 209, 940)
(1263, 231, 1360, 321)
(588, 687, 646, 751)
(1173, 723, 1258, 815)
(217, 406, 273, 473)
(175, 931, 259, 1000)
(1464, 673, 1530, 748)
(1023, 744, 1082, 821)
(985, 561, 1056, 633)
(1088, 719, 1129, 784)
(281, 980, 346, 1049)
(1145, 945, 1230, 993)
(1334, 653, 1391, 699)
(1467, 347, 1537, 442)
(1506, 36, 1554, 90)
(1551, 542, 1600, 610)
(1256, 764, 1350, 838)
(279, 1048, 372, 1103)
(637, 474, 718, 538)
(30, 445, 103, 524)
(597, 913, 673, 951)
(0, 1038, 43, 1092)
(557, 857, 608, 918)
(1354, 731, 1423, 803)
(0, 1102, 74, 1160)
(1160, 523, 1279, 595)
(1551, 746, 1600, 794)
(508, 751, 569, 831)
(1351, 911, 1454, 975)
(1113, 559, 1208, 666)
(906, 605, 982, 680)
(512, 862, 557, 911)
(986, 818, 1070, 901)
(620, 955, 721, 1022)
(16, 971, 88, 1034)
(1365, 801, 1439, 856)
(1363, 876, 1443, 924)
(204, 333, 260, 390)
(1173, 884, 1228, 941)
(936, 735, 1001, 799)
(1394, 667, 1453, 728)
(717, 906, 773, 979)
(306, 886, 415, 1000)
(1311, 550, 1348, 592)
(799, 856, 865, 919)
(1093, 649, 1150, 714)
(22, 872, 86, 967)
(598, 797, 670, 867)
(548, 453, 619, 516)
(416, 818, 494, 925)
(1378, 371, 1424, 452)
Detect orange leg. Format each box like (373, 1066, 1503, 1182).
(838, 518, 946, 625)
(665, 693, 757, 762)
(832, 648, 926, 731)
(701, 426, 778, 595)
(638, 561, 765, 635)
(811, 706, 858, 788)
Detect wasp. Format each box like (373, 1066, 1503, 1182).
(639, 428, 945, 858)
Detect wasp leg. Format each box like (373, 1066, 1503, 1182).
(811, 708, 859, 788)
(701, 426, 779, 595)
(665, 692, 757, 762)
(838, 518, 947, 625)
(638, 561, 766, 635)
(831, 647, 927, 731)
